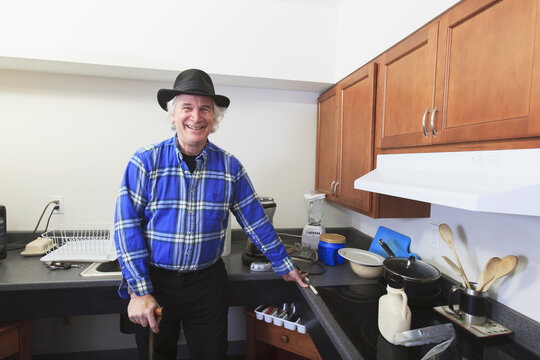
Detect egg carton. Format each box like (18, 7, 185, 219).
(254, 304, 306, 334)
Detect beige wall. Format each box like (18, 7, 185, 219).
(0, 69, 350, 232)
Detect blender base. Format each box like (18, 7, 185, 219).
(301, 224, 325, 250)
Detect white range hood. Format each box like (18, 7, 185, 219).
(354, 149, 540, 217)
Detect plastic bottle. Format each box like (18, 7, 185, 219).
(378, 274, 411, 344)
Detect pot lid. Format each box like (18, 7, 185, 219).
(384, 256, 440, 282)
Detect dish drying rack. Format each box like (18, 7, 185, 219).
(40, 223, 117, 263)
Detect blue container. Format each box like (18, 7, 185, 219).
(318, 233, 346, 266)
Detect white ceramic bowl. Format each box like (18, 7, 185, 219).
(338, 248, 385, 279)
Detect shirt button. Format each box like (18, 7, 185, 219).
(189, 210, 193, 214)
(188, 232, 191, 235)
(185, 252, 189, 256)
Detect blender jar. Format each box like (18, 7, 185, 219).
(306, 193, 326, 225)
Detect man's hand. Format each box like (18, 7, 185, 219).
(282, 267, 309, 288)
(128, 293, 162, 334)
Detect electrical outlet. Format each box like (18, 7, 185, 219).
(51, 196, 64, 214)
(429, 223, 440, 248)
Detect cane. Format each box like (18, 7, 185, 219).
(149, 307, 163, 360)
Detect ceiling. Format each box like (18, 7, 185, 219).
(269, 0, 344, 8)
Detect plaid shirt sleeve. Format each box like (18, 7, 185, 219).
(230, 162, 295, 276)
(114, 153, 153, 299)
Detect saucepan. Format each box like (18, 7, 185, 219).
(379, 239, 441, 307)
(338, 248, 384, 279)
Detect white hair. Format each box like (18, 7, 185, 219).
(166, 95, 226, 133)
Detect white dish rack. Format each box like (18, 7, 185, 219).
(40, 223, 117, 263)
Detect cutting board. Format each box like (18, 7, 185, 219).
(369, 226, 418, 259)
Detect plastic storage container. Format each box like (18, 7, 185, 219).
(318, 233, 345, 266)
(254, 303, 305, 334)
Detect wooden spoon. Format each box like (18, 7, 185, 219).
(481, 255, 518, 292)
(476, 257, 501, 291)
(442, 255, 465, 287)
(439, 224, 471, 289)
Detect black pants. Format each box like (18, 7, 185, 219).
(135, 259, 229, 360)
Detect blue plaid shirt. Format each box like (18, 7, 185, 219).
(114, 136, 294, 298)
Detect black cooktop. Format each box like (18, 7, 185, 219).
(316, 284, 538, 360)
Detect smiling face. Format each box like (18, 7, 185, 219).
(171, 94, 215, 156)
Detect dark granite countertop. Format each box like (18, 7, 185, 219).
(0, 227, 370, 359)
(0, 228, 367, 291)
(2, 228, 536, 359)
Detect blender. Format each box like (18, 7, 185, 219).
(301, 192, 326, 250)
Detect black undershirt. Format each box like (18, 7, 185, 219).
(182, 153, 197, 173)
(177, 138, 198, 173)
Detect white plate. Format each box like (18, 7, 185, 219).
(338, 248, 384, 267)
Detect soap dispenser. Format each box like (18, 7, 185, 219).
(378, 274, 411, 344)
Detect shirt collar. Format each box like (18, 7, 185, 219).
(174, 134, 209, 164)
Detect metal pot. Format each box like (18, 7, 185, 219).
(379, 239, 441, 306)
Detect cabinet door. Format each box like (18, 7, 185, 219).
(337, 63, 377, 213)
(315, 87, 340, 198)
(379, 23, 439, 149)
(434, 0, 540, 143)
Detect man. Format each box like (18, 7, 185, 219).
(114, 68, 307, 360)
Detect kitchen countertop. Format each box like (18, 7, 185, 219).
(1, 230, 537, 359)
(0, 229, 370, 359)
(0, 240, 363, 292)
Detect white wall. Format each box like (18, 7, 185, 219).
(350, 207, 540, 322)
(335, 0, 460, 80)
(0, 0, 338, 84)
(0, 69, 351, 231)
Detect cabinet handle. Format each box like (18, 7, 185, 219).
(334, 181, 339, 196)
(422, 107, 430, 138)
(330, 181, 336, 196)
(281, 335, 289, 343)
(430, 106, 438, 137)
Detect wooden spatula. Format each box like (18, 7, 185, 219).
(481, 255, 518, 292)
(476, 257, 501, 291)
(439, 224, 471, 288)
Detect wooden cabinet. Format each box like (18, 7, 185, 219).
(0, 321, 31, 360)
(316, 63, 377, 214)
(315, 63, 376, 213)
(245, 310, 321, 360)
(336, 63, 377, 212)
(379, 0, 540, 149)
(379, 23, 439, 149)
(315, 85, 340, 198)
(316, 63, 430, 218)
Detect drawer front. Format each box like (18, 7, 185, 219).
(255, 321, 320, 359)
(0, 326, 19, 358)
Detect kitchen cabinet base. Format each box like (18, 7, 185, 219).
(0, 320, 31, 360)
(245, 310, 321, 360)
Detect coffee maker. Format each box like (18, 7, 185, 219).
(242, 197, 276, 266)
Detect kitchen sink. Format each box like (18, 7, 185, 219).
(80, 259, 122, 277)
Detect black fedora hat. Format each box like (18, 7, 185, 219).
(157, 69, 230, 111)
